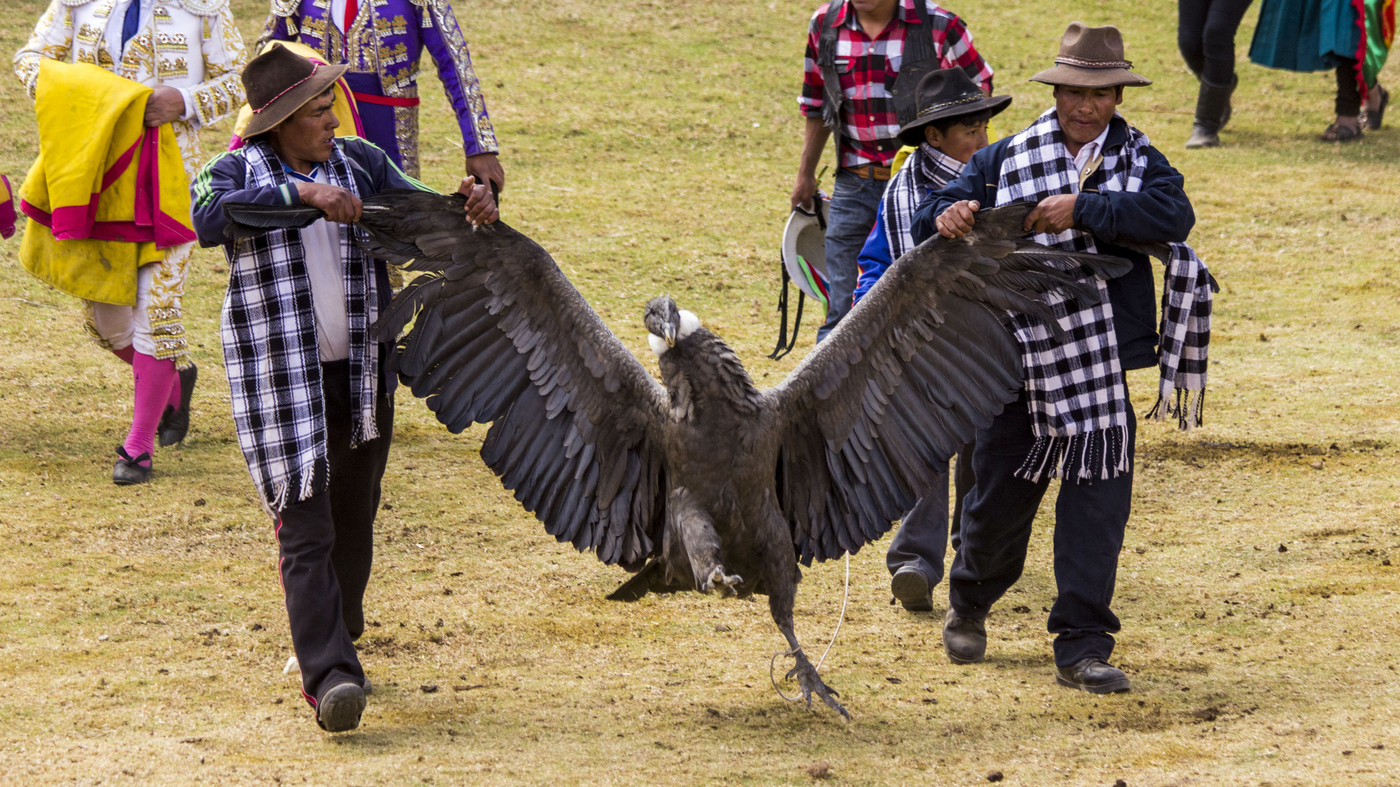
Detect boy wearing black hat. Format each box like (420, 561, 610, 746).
(849, 67, 1010, 615)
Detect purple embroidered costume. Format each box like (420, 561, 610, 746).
(261, 0, 498, 176)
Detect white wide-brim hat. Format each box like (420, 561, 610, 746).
(781, 194, 832, 309)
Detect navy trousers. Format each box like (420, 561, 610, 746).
(885, 443, 975, 586)
(816, 169, 888, 341)
(949, 390, 1135, 667)
(276, 360, 394, 707)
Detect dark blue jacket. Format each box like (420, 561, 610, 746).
(913, 116, 1195, 370)
(191, 136, 423, 251)
(853, 199, 898, 305)
(191, 136, 425, 314)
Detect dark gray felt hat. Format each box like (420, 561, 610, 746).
(895, 67, 1012, 146)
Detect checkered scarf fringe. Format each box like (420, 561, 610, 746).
(883, 143, 964, 260)
(995, 109, 1212, 483)
(220, 141, 379, 513)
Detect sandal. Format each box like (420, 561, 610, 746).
(1363, 85, 1389, 130)
(1320, 122, 1363, 143)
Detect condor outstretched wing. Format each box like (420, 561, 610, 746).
(765, 203, 1132, 562)
(358, 190, 671, 570)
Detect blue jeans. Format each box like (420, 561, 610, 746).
(949, 389, 1136, 667)
(817, 170, 887, 342)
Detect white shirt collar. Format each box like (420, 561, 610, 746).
(1072, 123, 1111, 172)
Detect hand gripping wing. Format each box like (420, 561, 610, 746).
(359, 191, 671, 570)
(764, 203, 1133, 562)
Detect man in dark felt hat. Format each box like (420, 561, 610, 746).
(190, 43, 496, 732)
(912, 23, 1214, 693)
(847, 66, 1010, 614)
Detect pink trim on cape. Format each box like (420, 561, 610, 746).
(0, 175, 14, 239)
(23, 128, 195, 248)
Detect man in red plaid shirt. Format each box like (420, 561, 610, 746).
(792, 0, 993, 341)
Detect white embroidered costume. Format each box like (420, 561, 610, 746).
(15, 0, 248, 363)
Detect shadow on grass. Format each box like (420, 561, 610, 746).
(1142, 437, 1392, 464)
(1221, 127, 1400, 164)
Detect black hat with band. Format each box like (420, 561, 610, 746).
(893, 66, 1012, 146)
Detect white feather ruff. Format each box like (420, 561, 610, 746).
(678, 310, 701, 339)
(647, 334, 669, 356)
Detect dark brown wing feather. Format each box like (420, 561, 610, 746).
(358, 190, 670, 570)
(765, 203, 1133, 562)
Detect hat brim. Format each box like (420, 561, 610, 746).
(781, 200, 831, 307)
(1029, 64, 1152, 88)
(243, 62, 351, 138)
(897, 93, 1013, 146)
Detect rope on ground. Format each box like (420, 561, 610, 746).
(769, 551, 850, 702)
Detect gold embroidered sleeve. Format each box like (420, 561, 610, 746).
(189, 5, 248, 126)
(14, 0, 74, 101)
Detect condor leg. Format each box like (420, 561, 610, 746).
(762, 492, 849, 719)
(663, 488, 741, 596)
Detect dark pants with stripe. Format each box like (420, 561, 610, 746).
(276, 360, 394, 707)
(948, 389, 1136, 667)
(885, 443, 975, 586)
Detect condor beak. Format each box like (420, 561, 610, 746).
(663, 323, 677, 347)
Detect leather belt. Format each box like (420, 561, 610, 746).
(843, 164, 892, 181)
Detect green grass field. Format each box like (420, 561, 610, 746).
(0, 0, 1397, 784)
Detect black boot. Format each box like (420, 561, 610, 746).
(942, 609, 987, 664)
(1186, 77, 1233, 149)
(157, 363, 197, 447)
(1217, 73, 1238, 131)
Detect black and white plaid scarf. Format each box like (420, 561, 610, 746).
(883, 144, 964, 260)
(995, 109, 1212, 482)
(220, 141, 380, 512)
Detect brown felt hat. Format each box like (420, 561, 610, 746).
(1030, 23, 1152, 88)
(241, 43, 349, 138)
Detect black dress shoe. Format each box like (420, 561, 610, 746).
(157, 363, 197, 447)
(112, 447, 152, 486)
(316, 681, 367, 732)
(890, 566, 933, 611)
(1056, 658, 1131, 694)
(942, 609, 986, 664)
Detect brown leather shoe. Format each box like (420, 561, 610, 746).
(942, 609, 986, 664)
(1056, 658, 1131, 694)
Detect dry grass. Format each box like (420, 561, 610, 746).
(0, 0, 1398, 784)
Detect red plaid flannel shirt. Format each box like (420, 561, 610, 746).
(800, 0, 994, 168)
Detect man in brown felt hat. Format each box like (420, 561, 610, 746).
(191, 43, 497, 732)
(908, 23, 1212, 694)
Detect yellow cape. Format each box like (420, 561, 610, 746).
(18, 60, 191, 306)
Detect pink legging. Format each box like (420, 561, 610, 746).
(109, 347, 182, 465)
